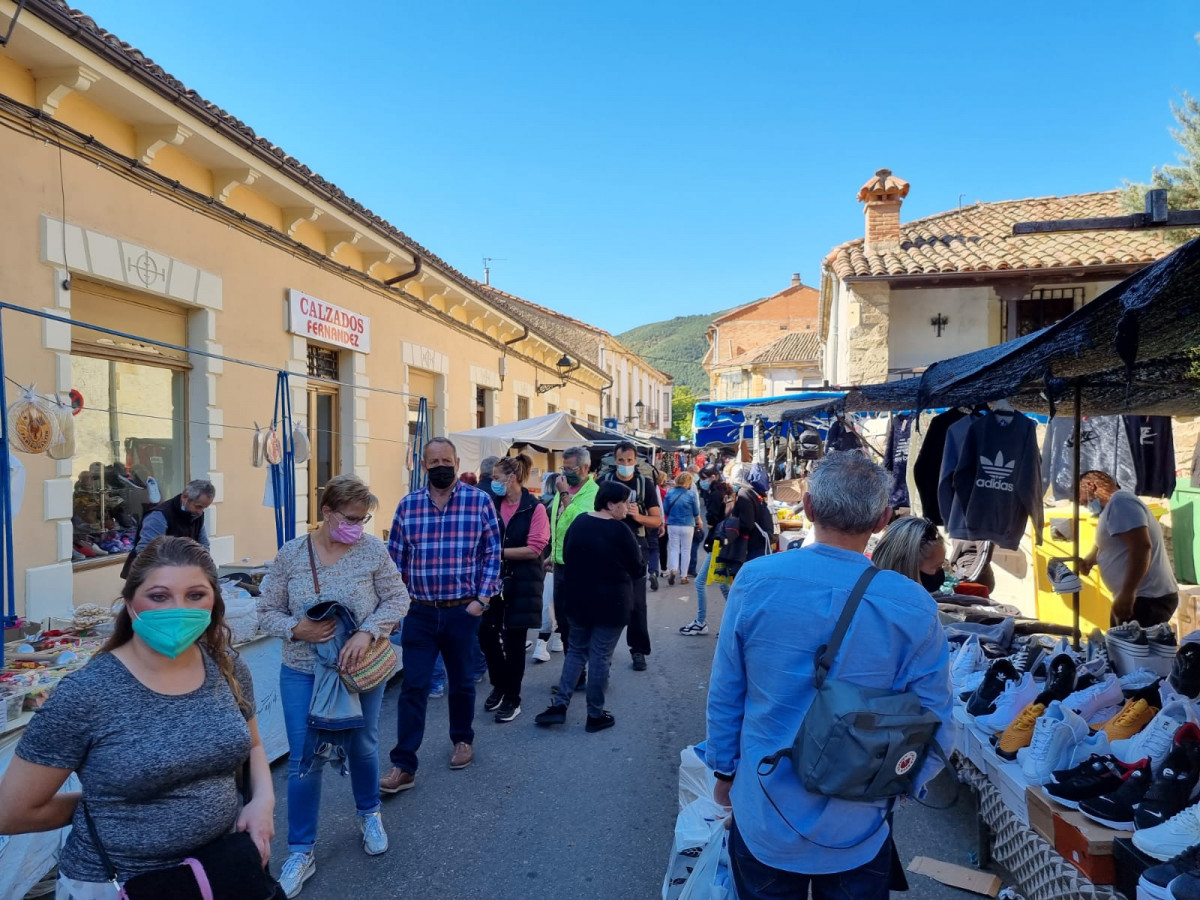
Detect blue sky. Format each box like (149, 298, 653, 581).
(85, 1, 1198, 335)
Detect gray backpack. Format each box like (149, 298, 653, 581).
(758, 566, 944, 807)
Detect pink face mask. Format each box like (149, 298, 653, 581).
(329, 517, 363, 544)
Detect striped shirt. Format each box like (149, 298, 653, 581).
(388, 483, 502, 602)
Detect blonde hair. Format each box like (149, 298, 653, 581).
(321, 474, 378, 515)
(675, 472, 694, 489)
(494, 453, 532, 484)
(872, 517, 944, 585)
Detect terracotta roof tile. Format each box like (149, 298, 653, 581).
(825, 191, 1177, 280)
(723, 331, 820, 367)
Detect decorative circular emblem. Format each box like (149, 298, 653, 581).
(895, 750, 918, 777)
(13, 403, 54, 453)
(131, 252, 162, 287)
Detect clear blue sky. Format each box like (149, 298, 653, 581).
(85, 1, 1198, 335)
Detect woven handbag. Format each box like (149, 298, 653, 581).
(306, 536, 397, 694)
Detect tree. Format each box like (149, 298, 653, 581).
(669, 385, 699, 440)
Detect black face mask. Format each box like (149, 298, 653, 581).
(427, 465, 456, 490)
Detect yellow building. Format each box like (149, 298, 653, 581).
(0, 1, 618, 619)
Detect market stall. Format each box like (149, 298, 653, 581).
(449, 412, 591, 476)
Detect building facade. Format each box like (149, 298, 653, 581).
(0, 0, 642, 618)
(818, 168, 1176, 386)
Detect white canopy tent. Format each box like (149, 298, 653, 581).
(449, 413, 591, 474)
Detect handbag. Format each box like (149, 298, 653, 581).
(306, 536, 397, 694)
(758, 566, 943, 804)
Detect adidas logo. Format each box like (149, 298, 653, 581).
(977, 452, 1016, 492)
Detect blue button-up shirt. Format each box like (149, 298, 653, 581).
(388, 483, 502, 602)
(706, 543, 953, 874)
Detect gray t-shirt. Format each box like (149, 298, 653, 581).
(1096, 490, 1177, 598)
(16, 648, 254, 882)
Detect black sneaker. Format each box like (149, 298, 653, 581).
(1135, 726, 1200, 830)
(1078, 758, 1153, 829)
(585, 711, 615, 733)
(1173, 644, 1200, 699)
(648, 572, 659, 591)
(966, 659, 1019, 718)
(632, 652, 647, 672)
(1139, 843, 1200, 898)
(1044, 755, 1134, 809)
(534, 704, 567, 726)
(1126, 677, 1165, 707)
(494, 700, 521, 723)
(1043, 653, 1078, 702)
(483, 689, 505, 713)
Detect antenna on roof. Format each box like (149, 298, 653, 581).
(958, 193, 966, 210)
(482, 257, 507, 285)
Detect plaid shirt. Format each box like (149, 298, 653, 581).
(388, 483, 502, 602)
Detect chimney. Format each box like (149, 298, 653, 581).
(857, 168, 909, 249)
(791, 273, 802, 287)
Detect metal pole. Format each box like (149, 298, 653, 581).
(1071, 382, 1083, 650)
(0, 309, 15, 667)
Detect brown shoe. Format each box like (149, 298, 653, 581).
(449, 742, 474, 770)
(379, 767, 415, 794)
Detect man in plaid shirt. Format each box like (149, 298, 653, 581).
(381, 437, 501, 790)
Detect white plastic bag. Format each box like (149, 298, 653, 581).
(677, 815, 736, 900)
(679, 744, 715, 810)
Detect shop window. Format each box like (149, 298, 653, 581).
(70, 356, 186, 565)
(517, 396, 530, 420)
(1015, 287, 1083, 337)
(307, 344, 341, 523)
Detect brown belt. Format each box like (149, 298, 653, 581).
(413, 597, 475, 609)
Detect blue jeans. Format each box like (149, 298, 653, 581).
(728, 820, 891, 900)
(431, 654, 446, 691)
(553, 622, 623, 718)
(390, 602, 481, 773)
(688, 527, 703, 575)
(279, 665, 384, 853)
(695, 550, 729, 624)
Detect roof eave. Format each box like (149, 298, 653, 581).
(842, 262, 1150, 288)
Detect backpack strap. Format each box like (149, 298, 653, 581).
(813, 566, 879, 689)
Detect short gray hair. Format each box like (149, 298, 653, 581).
(183, 479, 216, 502)
(807, 452, 891, 534)
(562, 446, 590, 469)
(479, 456, 500, 478)
(424, 436, 457, 458)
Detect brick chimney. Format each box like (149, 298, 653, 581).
(791, 273, 802, 287)
(857, 168, 909, 249)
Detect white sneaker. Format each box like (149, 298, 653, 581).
(1063, 674, 1124, 721)
(678, 620, 710, 636)
(1133, 801, 1200, 861)
(1063, 729, 1112, 770)
(951, 636, 987, 691)
(531, 639, 551, 663)
(548, 633, 564, 653)
(361, 811, 388, 856)
(976, 672, 1040, 734)
(1112, 701, 1197, 767)
(279, 851, 316, 898)
(1018, 701, 1090, 785)
(1120, 667, 1160, 690)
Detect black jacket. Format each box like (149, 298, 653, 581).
(120, 494, 204, 579)
(562, 514, 643, 627)
(494, 490, 546, 629)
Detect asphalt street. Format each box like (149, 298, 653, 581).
(266, 577, 1006, 900)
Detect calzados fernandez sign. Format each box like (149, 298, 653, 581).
(288, 289, 370, 353)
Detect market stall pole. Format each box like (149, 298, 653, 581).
(0, 311, 16, 667)
(1071, 382, 1083, 648)
(270, 370, 298, 549)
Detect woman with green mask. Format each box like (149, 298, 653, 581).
(0, 536, 277, 899)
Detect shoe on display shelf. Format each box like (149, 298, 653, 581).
(951, 635, 987, 691)
(1136, 727, 1200, 831)
(1112, 701, 1199, 768)
(1173, 644, 1200, 700)
(1042, 652, 1079, 702)
(1054, 731, 1112, 777)
(1100, 698, 1159, 743)
(1017, 701, 1091, 784)
(1087, 704, 1125, 727)
(1124, 668, 1165, 692)
(1169, 871, 1200, 899)
(1077, 757, 1153, 830)
(1134, 803, 1200, 862)
(965, 658, 1020, 718)
(1044, 754, 1141, 810)
(997, 701, 1045, 761)
(958, 669, 988, 699)
(1138, 843, 1200, 900)
(1063, 673, 1124, 721)
(976, 672, 1041, 735)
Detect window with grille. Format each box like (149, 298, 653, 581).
(1015, 288, 1083, 337)
(307, 344, 340, 380)
(517, 396, 530, 420)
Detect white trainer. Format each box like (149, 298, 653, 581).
(1133, 801, 1200, 861)
(1018, 701, 1090, 785)
(1063, 674, 1124, 721)
(548, 633, 564, 653)
(279, 851, 316, 898)
(361, 811, 388, 856)
(976, 672, 1040, 734)
(1063, 729, 1112, 769)
(1112, 701, 1197, 767)
(531, 639, 551, 663)
(951, 636, 987, 691)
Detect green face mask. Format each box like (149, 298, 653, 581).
(131, 607, 212, 658)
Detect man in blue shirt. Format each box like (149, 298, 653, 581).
(707, 451, 953, 899)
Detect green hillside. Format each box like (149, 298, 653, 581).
(617, 309, 731, 395)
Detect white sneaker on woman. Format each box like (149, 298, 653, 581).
(548, 633, 564, 653)
(279, 851, 316, 898)
(531, 639, 551, 662)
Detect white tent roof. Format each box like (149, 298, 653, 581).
(449, 413, 590, 473)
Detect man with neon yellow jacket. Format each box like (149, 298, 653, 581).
(548, 446, 598, 661)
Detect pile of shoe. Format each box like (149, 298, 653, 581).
(1108, 622, 1177, 677)
(1173, 637, 1200, 700)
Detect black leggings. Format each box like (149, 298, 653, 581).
(479, 603, 529, 705)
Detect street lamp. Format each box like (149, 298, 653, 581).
(634, 400, 645, 420)
(536, 354, 573, 394)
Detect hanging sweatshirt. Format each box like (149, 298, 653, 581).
(883, 413, 913, 509)
(825, 418, 863, 453)
(904, 412, 934, 518)
(912, 409, 968, 527)
(937, 417, 975, 535)
(1123, 416, 1177, 498)
(1041, 416, 1137, 501)
(951, 412, 1043, 550)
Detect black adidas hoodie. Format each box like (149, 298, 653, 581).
(950, 411, 1043, 550)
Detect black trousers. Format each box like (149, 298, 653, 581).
(1112, 592, 1178, 628)
(626, 574, 651, 656)
(479, 601, 530, 705)
(553, 565, 571, 652)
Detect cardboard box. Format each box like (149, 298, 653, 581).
(1112, 836, 1157, 900)
(1025, 785, 1057, 845)
(1052, 811, 1130, 884)
(908, 857, 1002, 897)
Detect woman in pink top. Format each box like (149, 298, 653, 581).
(480, 454, 550, 723)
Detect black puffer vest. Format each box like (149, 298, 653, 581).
(120, 494, 204, 578)
(494, 489, 546, 629)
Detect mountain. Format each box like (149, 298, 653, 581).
(617, 310, 731, 396)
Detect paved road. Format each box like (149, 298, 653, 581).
(266, 578, 1004, 899)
